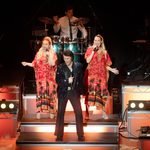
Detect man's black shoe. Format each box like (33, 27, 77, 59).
(78, 136, 85, 141)
(56, 136, 63, 141)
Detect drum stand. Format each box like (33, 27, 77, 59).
(78, 38, 87, 55)
(80, 41, 84, 55)
(44, 24, 48, 36)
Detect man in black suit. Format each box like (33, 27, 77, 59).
(54, 50, 85, 141)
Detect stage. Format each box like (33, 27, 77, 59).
(0, 112, 142, 150)
(0, 70, 150, 150)
(0, 98, 148, 150)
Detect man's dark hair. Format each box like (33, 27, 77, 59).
(65, 5, 73, 12)
(63, 50, 74, 60)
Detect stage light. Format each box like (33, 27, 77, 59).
(128, 100, 150, 111)
(9, 103, 15, 109)
(139, 102, 144, 109)
(0, 99, 18, 114)
(1, 103, 6, 109)
(130, 102, 136, 108)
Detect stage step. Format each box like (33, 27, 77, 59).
(16, 112, 119, 149)
(19, 112, 119, 133)
(20, 121, 118, 133)
(16, 132, 119, 148)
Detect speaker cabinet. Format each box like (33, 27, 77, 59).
(121, 84, 150, 114)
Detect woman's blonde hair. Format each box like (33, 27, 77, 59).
(95, 34, 106, 50)
(37, 36, 54, 59)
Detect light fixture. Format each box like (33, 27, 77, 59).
(1, 103, 6, 109)
(139, 102, 144, 109)
(128, 100, 150, 111)
(0, 99, 18, 113)
(9, 103, 15, 109)
(130, 102, 136, 109)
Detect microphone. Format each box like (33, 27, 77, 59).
(93, 46, 99, 52)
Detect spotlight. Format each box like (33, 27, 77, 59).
(9, 103, 15, 109)
(1, 103, 6, 109)
(139, 102, 144, 109)
(128, 100, 150, 111)
(130, 102, 136, 108)
(0, 99, 18, 114)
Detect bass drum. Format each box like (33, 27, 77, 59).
(51, 35, 61, 53)
(64, 41, 80, 62)
(77, 38, 87, 54)
(51, 35, 64, 64)
(61, 37, 81, 62)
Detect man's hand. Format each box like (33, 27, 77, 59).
(53, 16, 59, 24)
(68, 76, 74, 84)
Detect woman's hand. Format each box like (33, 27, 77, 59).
(21, 62, 33, 67)
(21, 61, 27, 66)
(111, 68, 119, 75)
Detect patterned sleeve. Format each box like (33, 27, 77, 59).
(85, 47, 93, 59)
(105, 51, 112, 66)
(32, 53, 37, 68)
(53, 52, 57, 65)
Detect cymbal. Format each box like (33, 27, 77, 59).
(32, 29, 48, 36)
(78, 17, 89, 24)
(132, 40, 147, 44)
(72, 17, 89, 25)
(38, 17, 53, 24)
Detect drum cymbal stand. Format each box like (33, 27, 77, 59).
(44, 24, 48, 36)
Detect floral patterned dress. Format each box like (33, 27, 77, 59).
(32, 51, 57, 113)
(84, 47, 112, 109)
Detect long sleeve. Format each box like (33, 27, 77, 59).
(32, 53, 38, 68)
(56, 65, 68, 87)
(78, 25, 87, 39)
(105, 51, 112, 66)
(48, 52, 57, 66)
(85, 47, 93, 59)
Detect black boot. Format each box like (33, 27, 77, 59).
(56, 136, 63, 141)
(78, 135, 85, 141)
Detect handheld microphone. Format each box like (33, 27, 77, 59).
(93, 46, 99, 52)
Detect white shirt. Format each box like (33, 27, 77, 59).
(53, 16, 87, 40)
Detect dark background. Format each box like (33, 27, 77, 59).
(0, 0, 150, 84)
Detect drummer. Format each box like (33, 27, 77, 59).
(53, 5, 87, 41)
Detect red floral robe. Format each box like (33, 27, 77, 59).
(84, 47, 112, 109)
(32, 51, 57, 113)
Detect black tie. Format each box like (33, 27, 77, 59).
(68, 18, 73, 41)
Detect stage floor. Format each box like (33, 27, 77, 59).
(0, 112, 143, 150)
(0, 132, 141, 150)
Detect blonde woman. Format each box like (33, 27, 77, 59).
(84, 34, 119, 119)
(22, 36, 57, 119)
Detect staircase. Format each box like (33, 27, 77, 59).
(16, 94, 119, 150)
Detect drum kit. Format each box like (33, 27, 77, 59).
(31, 16, 90, 62)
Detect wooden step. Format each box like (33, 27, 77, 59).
(16, 132, 119, 146)
(20, 112, 119, 133)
